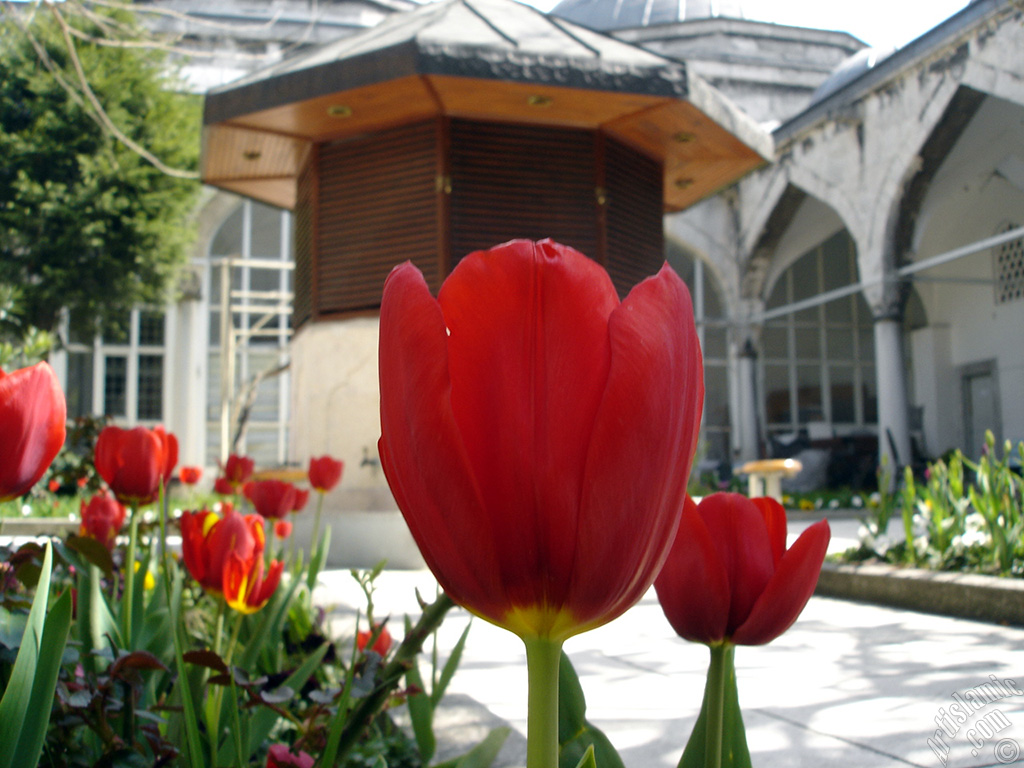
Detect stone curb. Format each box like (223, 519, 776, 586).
(815, 561, 1024, 627)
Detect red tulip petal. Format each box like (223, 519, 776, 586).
(378, 261, 502, 621)
(0, 363, 66, 502)
(654, 496, 730, 644)
(751, 497, 788, 566)
(437, 240, 618, 613)
(697, 493, 775, 636)
(731, 519, 830, 645)
(570, 264, 704, 631)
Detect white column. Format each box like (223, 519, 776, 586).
(736, 343, 760, 462)
(874, 316, 911, 479)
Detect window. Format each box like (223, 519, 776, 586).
(206, 200, 293, 466)
(64, 309, 167, 423)
(761, 231, 876, 438)
(994, 222, 1023, 304)
(666, 243, 730, 463)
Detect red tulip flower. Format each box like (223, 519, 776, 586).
(273, 519, 293, 539)
(180, 506, 262, 594)
(213, 476, 234, 495)
(223, 550, 284, 615)
(179, 465, 203, 486)
(78, 491, 127, 550)
(94, 425, 178, 506)
(379, 240, 703, 643)
(266, 744, 314, 768)
(356, 624, 393, 657)
(308, 456, 343, 493)
(0, 362, 67, 502)
(243, 479, 297, 520)
(222, 453, 255, 489)
(655, 493, 830, 646)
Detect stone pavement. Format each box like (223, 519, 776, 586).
(316, 518, 1024, 768)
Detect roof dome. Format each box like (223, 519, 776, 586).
(810, 46, 895, 102)
(549, 0, 745, 31)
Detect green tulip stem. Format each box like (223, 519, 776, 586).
(312, 491, 325, 548)
(524, 636, 563, 768)
(705, 643, 733, 768)
(121, 505, 140, 649)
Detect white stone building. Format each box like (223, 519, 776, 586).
(51, 0, 1023, 509)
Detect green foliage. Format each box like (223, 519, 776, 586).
(0, 9, 200, 336)
(558, 651, 625, 768)
(842, 431, 1024, 576)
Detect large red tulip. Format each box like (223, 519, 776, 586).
(79, 490, 127, 550)
(94, 425, 178, 506)
(0, 362, 66, 502)
(308, 455, 343, 493)
(378, 239, 704, 642)
(655, 493, 830, 646)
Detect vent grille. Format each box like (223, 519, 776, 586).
(995, 223, 1024, 305)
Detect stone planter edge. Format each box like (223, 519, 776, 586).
(815, 561, 1024, 627)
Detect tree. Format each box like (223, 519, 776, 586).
(0, 5, 201, 339)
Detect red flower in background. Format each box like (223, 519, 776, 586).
(94, 425, 178, 506)
(243, 479, 297, 520)
(273, 520, 292, 539)
(377, 239, 704, 641)
(179, 506, 262, 594)
(179, 465, 203, 486)
(308, 456, 343, 493)
(356, 624, 393, 657)
(291, 488, 310, 513)
(79, 491, 127, 550)
(222, 454, 254, 489)
(0, 362, 66, 502)
(655, 493, 830, 646)
(266, 744, 314, 768)
(213, 476, 234, 496)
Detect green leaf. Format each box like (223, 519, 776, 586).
(432, 620, 472, 708)
(0, 542, 55, 768)
(0, 544, 73, 768)
(243, 642, 330, 760)
(557, 652, 625, 768)
(66, 534, 115, 578)
(431, 726, 511, 768)
(572, 745, 597, 768)
(404, 618, 436, 764)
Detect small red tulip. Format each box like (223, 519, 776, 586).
(273, 519, 293, 539)
(213, 476, 234, 495)
(266, 744, 314, 768)
(180, 507, 262, 594)
(79, 490, 127, 550)
(308, 456, 343, 493)
(356, 624, 393, 657)
(94, 425, 178, 506)
(179, 465, 203, 486)
(48, 478, 60, 493)
(0, 362, 67, 502)
(222, 454, 255, 489)
(378, 240, 703, 641)
(243, 479, 297, 520)
(654, 493, 830, 646)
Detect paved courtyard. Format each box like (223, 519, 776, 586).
(318, 518, 1024, 768)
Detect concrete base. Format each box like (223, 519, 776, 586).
(290, 506, 425, 571)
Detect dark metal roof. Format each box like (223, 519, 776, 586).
(205, 0, 693, 124)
